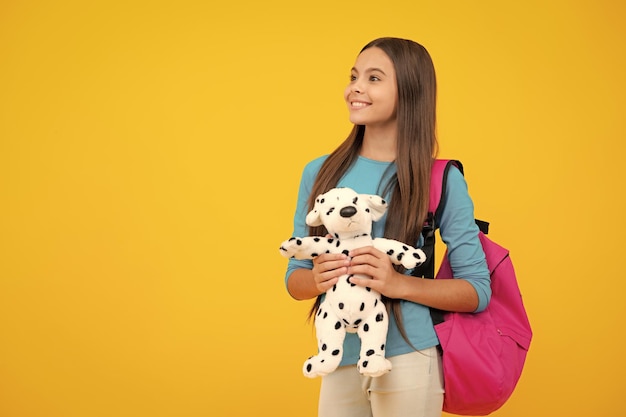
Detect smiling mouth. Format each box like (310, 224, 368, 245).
(351, 101, 370, 108)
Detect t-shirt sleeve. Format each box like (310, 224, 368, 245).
(283, 157, 326, 289)
(437, 166, 491, 312)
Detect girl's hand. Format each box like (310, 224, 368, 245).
(347, 246, 408, 299)
(311, 252, 350, 295)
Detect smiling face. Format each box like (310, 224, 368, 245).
(344, 47, 398, 130)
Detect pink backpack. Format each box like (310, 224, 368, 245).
(418, 159, 533, 415)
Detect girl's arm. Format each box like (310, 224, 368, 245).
(396, 273, 479, 312)
(348, 166, 490, 313)
(346, 249, 480, 312)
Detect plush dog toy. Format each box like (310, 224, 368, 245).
(279, 187, 427, 378)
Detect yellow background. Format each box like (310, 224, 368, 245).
(1, 0, 624, 416)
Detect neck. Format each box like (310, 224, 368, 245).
(361, 125, 397, 162)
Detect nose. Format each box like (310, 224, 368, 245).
(339, 206, 357, 218)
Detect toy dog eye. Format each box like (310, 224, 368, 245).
(353, 197, 358, 204)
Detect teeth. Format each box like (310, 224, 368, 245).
(352, 102, 368, 108)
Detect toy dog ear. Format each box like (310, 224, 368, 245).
(305, 194, 324, 227)
(364, 194, 388, 221)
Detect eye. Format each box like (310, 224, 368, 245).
(369, 75, 380, 82)
(353, 197, 358, 204)
(349, 74, 357, 82)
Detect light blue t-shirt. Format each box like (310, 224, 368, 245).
(285, 155, 490, 366)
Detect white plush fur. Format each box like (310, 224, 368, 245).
(280, 187, 426, 378)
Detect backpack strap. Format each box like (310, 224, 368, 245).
(422, 159, 464, 327)
(412, 159, 463, 279)
(429, 159, 463, 223)
(429, 159, 489, 233)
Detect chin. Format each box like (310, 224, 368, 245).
(348, 115, 368, 125)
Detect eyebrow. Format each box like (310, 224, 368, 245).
(351, 67, 387, 76)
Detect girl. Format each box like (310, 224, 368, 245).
(284, 37, 491, 417)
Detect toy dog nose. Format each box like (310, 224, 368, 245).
(339, 206, 357, 218)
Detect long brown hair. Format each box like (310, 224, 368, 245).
(307, 38, 439, 346)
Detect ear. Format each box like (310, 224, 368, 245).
(305, 195, 324, 227)
(364, 194, 388, 221)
